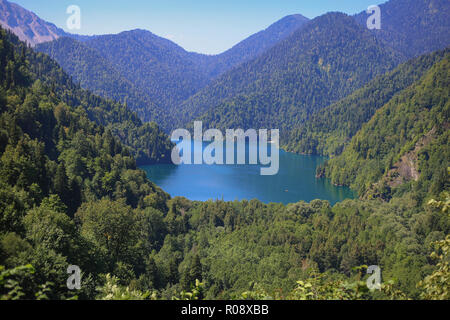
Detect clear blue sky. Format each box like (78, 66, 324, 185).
(12, 0, 387, 54)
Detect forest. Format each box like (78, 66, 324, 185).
(285, 48, 449, 157)
(320, 55, 449, 197)
(181, 12, 402, 134)
(18, 33, 174, 166)
(36, 14, 310, 132)
(0, 24, 449, 300)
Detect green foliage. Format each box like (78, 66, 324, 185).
(418, 193, 450, 299)
(173, 280, 205, 301)
(322, 54, 449, 197)
(286, 49, 449, 157)
(0, 10, 449, 301)
(418, 235, 450, 299)
(96, 274, 152, 300)
(23, 33, 173, 165)
(76, 199, 143, 271)
(0, 264, 35, 300)
(36, 16, 309, 132)
(182, 12, 402, 135)
(0, 27, 170, 299)
(35, 37, 160, 123)
(241, 271, 410, 300)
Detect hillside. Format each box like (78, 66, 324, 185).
(36, 16, 308, 131)
(34, 37, 168, 127)
(354, 0, 450, 59)
(207, 14, 309, 78)
(0, 26, 170, 215)
(1, 28, 174, 165)
(320, 54, 449, 197)
(183, 12, 402, 134)
(285, 48, 449, 157)
(5, 0, 450, 136)
(81, 29, 213, 117)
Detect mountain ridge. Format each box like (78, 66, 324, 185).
(181, 12, 403, 135)
(35, 12, 309, 130)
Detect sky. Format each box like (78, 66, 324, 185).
(11, 0, 387, 54)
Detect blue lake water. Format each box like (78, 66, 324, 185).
(141, 141, 356, 205)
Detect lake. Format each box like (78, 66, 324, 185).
(140, 141, 356, 205)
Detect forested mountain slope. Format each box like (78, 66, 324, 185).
(36, 15, 309, 131)
(79, 29, 213, 117)
(0, 27, 173, 298)
(2, 29, 174, 165)
(285, 48, 449, 157)
(354, 0, 450, 59)
(207, 14, 309, 78)
(34, 37, 167, 127)
(184, 12, 402, 134)
(7, 0, 450, 135)
(320, 54, 449, 197)
(0, 27, 170, 223)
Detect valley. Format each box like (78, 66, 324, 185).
(0, 0, 448, 302)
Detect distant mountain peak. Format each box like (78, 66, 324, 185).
(0, 0, 66, 46)
(275, 13, 310, 23)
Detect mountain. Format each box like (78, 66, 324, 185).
(0, 0, 65, 45)
(320, 53, 449, 197)
(285, 48, 449, 157)
(79, 29, 213, 121)
(354, 0, 450, 59)
(0, 26, 171, 213)
(205, 14, 309, 78)
(33, 36, 165, 126)
(0, 0, 92, 46)
(182, 12, 402, 135)
(1, 26, 173, 165)
(36, 15, 309, 131)
(0, 27, 175, 298)
(6, 0, 450, 135)
(2, 0, 308, 131)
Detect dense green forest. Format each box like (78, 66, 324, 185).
(36, 16, 309, 132)
(183, 13, 402, 135)
(16, 35, 173, 165)
(320, 54, 449, 197)
(285, 48, 449, 156)
(35, 37, 164, 128)
(183, 0, 450, 134)
(1, 27, 449, 300)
